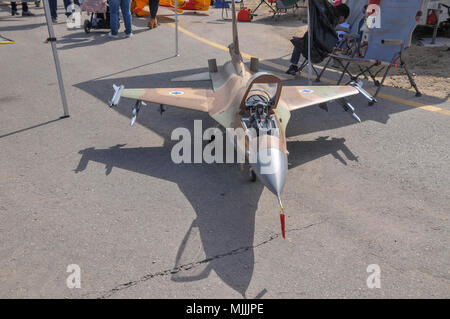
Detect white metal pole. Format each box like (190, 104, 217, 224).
(307, 0, 312, 85)
(175, 0, 179, 56)
(42, 0, 70, 118)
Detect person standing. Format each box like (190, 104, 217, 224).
(109, 0, 133, 38)
(48, 0, 73, 23)
(148, 0, 159, 29)
(10, 2, 35, 16)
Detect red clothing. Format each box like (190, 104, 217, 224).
(368, 0, 381, 16)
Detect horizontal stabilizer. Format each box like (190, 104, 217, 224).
(171, 72, 211, 82)
(260, 70, 296, 82)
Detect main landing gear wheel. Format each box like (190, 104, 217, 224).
(249, 168, 257, 182)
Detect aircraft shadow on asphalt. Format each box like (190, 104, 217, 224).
(75, 142, 263, 297)
(74, 138, 356, 298)
(73, 65, 419, 297)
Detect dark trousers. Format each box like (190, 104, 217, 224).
(149, 0, 159, 19)
(290, 46, 301, 65)
(11, 2, 29, 12)
(48, 0, 73, 18)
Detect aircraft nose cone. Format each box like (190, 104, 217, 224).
(251, 148, 288, 196)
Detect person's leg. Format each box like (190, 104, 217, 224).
(290, 46, 301, 65)
(286, 46, 301, 75)
(21, 1, 35, 15)
(120, 0, 132, 35)
(63, 0, 73, 16)
(48, 0, 57, 19)
(11, 2, 18, 14)
(148, 0, 159, 28)
(109, 0, 120, 36)
(63, 0, 73, 10)
(149, 0, 159, 19)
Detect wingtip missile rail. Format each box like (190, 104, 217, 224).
(109, 84, 124, 107)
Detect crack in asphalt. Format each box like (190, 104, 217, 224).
(96, 220, 326, 299)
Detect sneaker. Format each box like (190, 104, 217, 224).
(11, 9, 19, 16)
(285, 64, 299, 76)
(52, 17, 58, 23)
(108, 32, 119, 39)
(125, 32, 133, 38)
(22, 11, 35, 16)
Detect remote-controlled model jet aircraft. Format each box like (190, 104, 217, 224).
(108, 0, 374, 239)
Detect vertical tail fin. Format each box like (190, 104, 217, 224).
(231, 0, 240, 56)
(229, 0, 243, 73)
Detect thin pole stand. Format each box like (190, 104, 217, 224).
(42, 0, 70, 118)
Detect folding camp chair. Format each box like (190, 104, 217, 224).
(313, 6, 367, 78)
(291, 0, 359, 80)
(252, 0, 277, 15)
(222, 0, 244, 20)
(295, 17, 355, 79)
(272, 0, 305, 19)
(316, 0, 423, 105)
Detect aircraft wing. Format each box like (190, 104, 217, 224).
(110, 86, 212, 112)
(280, 85, 360, 111)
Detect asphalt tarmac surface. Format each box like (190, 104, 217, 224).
(0, 4, 449, 298)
